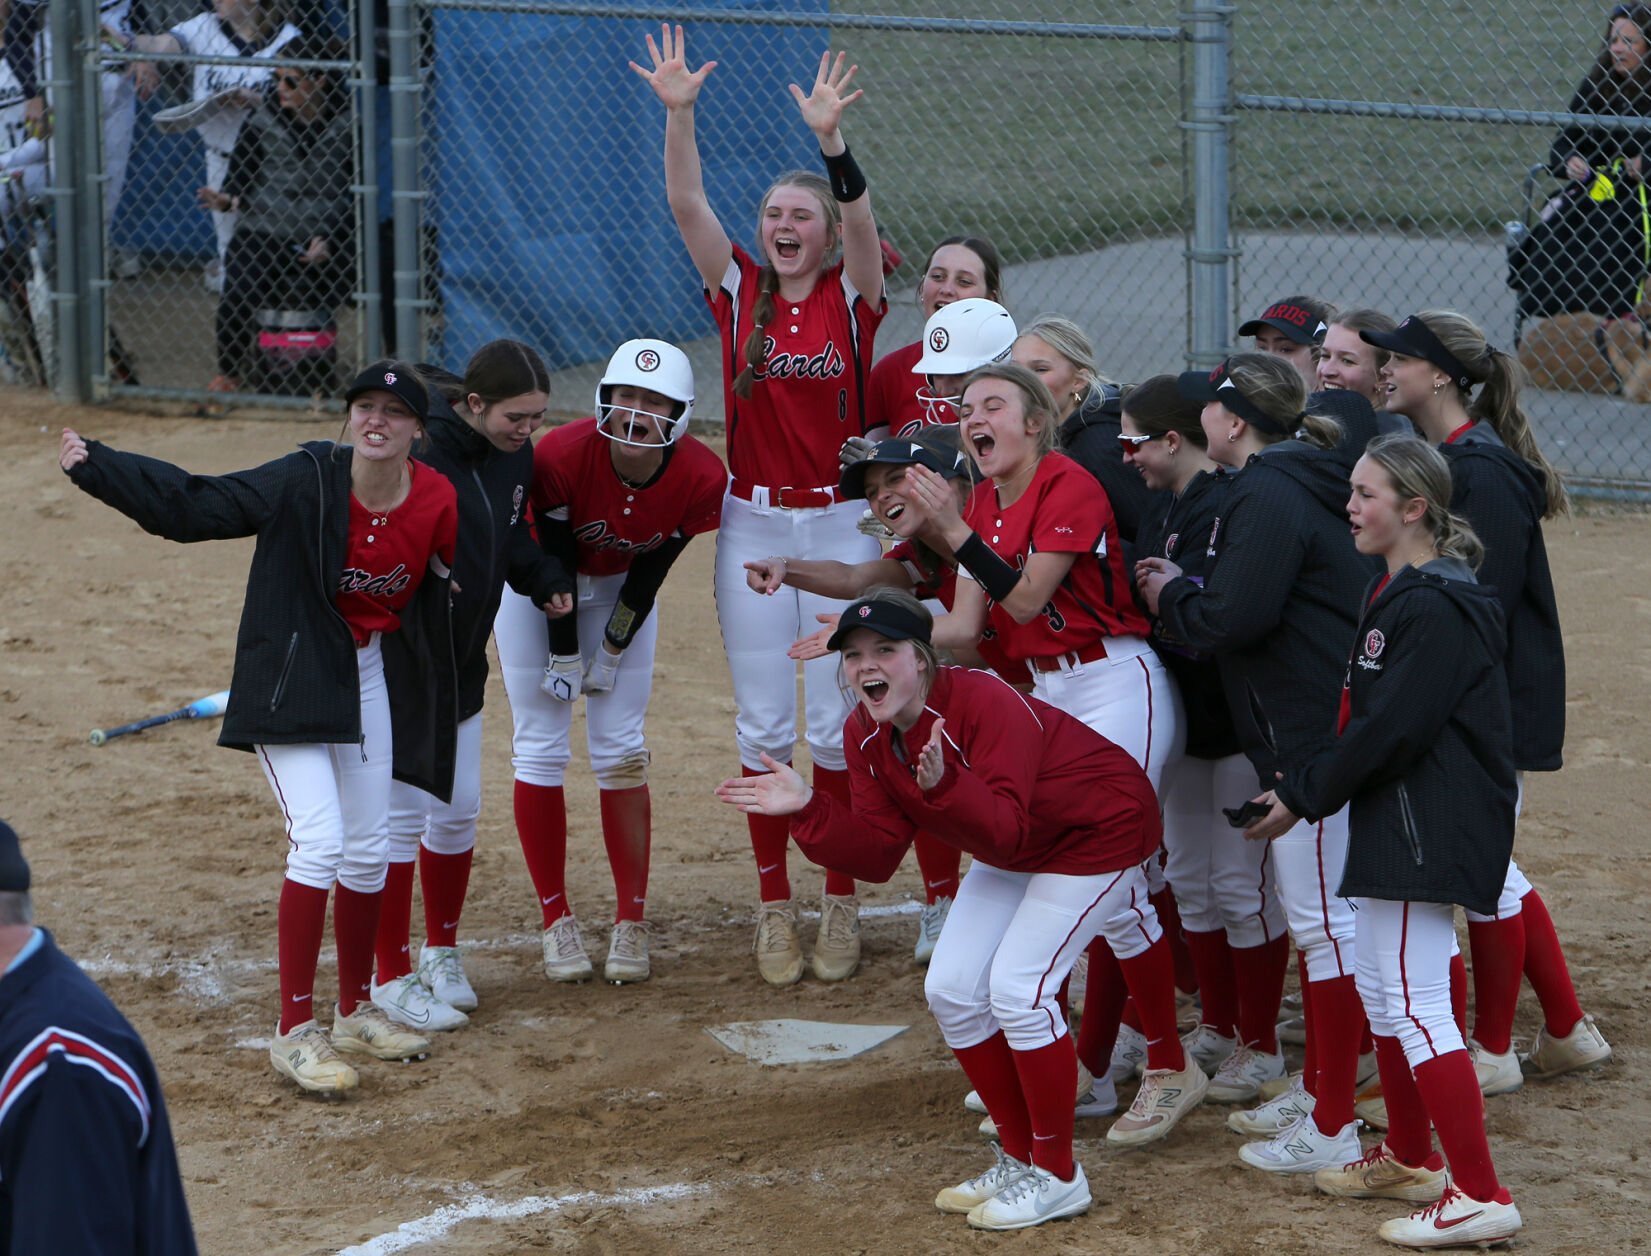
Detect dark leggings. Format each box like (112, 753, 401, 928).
(216, 228, 353, 379)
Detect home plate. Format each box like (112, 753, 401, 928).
(706, 1019, 908, 1065)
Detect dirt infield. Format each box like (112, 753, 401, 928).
(3, 393, 1646, 1255)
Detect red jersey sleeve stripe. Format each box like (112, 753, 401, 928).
(0, 1026, 153, 1146)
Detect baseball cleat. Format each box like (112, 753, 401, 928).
(1108, 1023, 1149, 1083)
(1314, 1142, 1448, 1203)
(1238, 1116, 1361, 1174)
(1521, 1012, 1612, 1080)
(371, 972, 468, 1033)
(1106, 1062, 1209, 1148)
(1376, 1184, 1522, 1249)
(604, 919, 652, 984)
(1470, 1040, 1523, 1096)
(935, 1144, 1030, 1214)
(331, 1003, 433, 1061)
(270, 1020, 358, 1094)
(753, 900, 804, 986)
(966, 1162, 1091, 1231)
(1228, 1073, 1315, 1136)
(1181, 1024, 1240, 1077)
(914, 895, 952, 965)
(542, 914, 594, 983)
(418, 944, 478, 1012)
(1207, 1043, 1286, 1103)
(811, 892, 861, 981)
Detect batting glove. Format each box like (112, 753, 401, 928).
(541, 653, 583, 702)
(838, 435, 877, 473)
(856, 508, 895, 540)
(584, 645, 622, 694)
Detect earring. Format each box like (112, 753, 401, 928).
(1227, 431, 1239, 443)
(1432, 380, 1444, 397)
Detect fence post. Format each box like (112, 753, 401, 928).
(356, 3, 384, 363)
(1184, 0, 1234, 369)
(46, 0, 83, 401)
(77, 0, 105, 394)
(387, 0, 422, 358)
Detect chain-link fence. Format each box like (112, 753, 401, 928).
(37, 1, 1651, 493)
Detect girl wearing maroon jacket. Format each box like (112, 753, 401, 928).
(716, 589, 1198, 1232)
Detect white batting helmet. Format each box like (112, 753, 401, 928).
(911, 299, 1016, 422)
(595, 339, 696, 446)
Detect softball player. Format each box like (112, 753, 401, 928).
(59, 362, 459, 1095)
(1315, 309, 1399, 407)
(1137, 354, 1373, 1172)
(1366, 311, 1611, 1087)
(1240, 295, 1334, 393)
(367, 343, 572, 1031)
(634, 27, 886, 984)
(716, 589, 1200, 1230)
(496, 339, 724, 985)
(1254, 434, 1523, 1250)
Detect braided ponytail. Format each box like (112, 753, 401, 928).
(733, 265, 779, 400)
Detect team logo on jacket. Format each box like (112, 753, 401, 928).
(1364, 628, 1385, 658)
(929, 327, 949, 352)
(510, 484, 524, 526)
(1165, 531, 1179, 557)
(1205, 517, 1222, 558)
(636, 348, 660, 372)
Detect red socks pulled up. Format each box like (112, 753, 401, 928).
(514, 780, 571, 925)
(809, 766, 857, 898)
(420, 846, 473, 948)
(373, 859, 416, 984)
(600, 785, 652, 922)
(277, 878, 329, 1034)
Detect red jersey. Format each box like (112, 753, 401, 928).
(336, 459, 457, 644)
(866, 340, 935, 437)
(888, 537, 1024, 682)
(706, 243, 885, 487)
(531, 418, 725, 577)
(960, 452, 1149, 662)
(790, 666, 1161, 878)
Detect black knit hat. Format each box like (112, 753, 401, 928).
(0, 820, 30, 893)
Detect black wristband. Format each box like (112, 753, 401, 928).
(954, 533, 1021, 603)
(821, 145, 867, 203)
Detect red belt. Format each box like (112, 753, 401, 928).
(1027, 641, 1109, 673)
(729, 478, 847, 509)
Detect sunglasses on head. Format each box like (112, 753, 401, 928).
(1117, 432, 1167, 450)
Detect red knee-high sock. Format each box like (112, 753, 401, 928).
(953, 1033, 1033, 1164)
(1182, 929, 1237, 1037)
(1120, 937, 1188, 1072)
(1231, 934, 1288, 1053)
(1121, 996, 1143, 1032)
(277, 879, 330, 1035)
(373, 859, 416, 984)
(1012, 1038, 1078, 1180)
(1520, 890, 1584, 1037)
(1449, 951, 1468, 1040)
(599, 785, 651, 922)
(1299, 952, 1318, 1097)
(514, 780, 571, 925)
(1075, 939, 1128, 1076)
(1308, 975, 1365, 1135)
(420, 845, 473, 948)
(742, 766, 793, 903)
(911, 830, 961, 903)
(809, 766, 857, 897)
(332, 884, 382, 1018)
(1360, 1023, 1373, 1056)
(1372, 1035, 1442, 1171)
(1412, 1052, 1508, 1203)
(1150, 887, 1198, 995)
(1467, 914, 1526, 1054)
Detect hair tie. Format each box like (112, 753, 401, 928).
(1296, 410, 1310, 422)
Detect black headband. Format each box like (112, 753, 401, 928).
(1176, 360, 1291, 435)
(1360, 316, 1477, 392)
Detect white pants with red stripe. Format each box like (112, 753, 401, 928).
(1354, 896, 1464, 1068)
(386, 712, 484, 861)
(925, 859, 1160, 1053)
(1161, 752, 1286, 949)
(1027, 636, 1181, 793)
(1271, 807, 1356, 981)
(1464, 773, 1532, 922)
(714, 493, 879, 772)
(257, 636, 391, 894)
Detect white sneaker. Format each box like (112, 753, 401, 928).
(914, 895, 951, 965)
(1207, 1043, 1286, 1102)
(1470, 1039, 1523, 1096)
(1277, 1014, 1307, 1046)
(543, 914, 594, 982)
(934, 1144, 1029, 1214)
(1377, 1183, 1523, 1249)
(1106, 1063, 1209, 1147)
(1109, 1023, 1149, 1083)
(1182, 1024, 1239, 1076)
(604, 919, 651, 983)
(1238, 1116, 1361, 1174)
(966, 1162, 1091, 1231)
(418, 944, 478, 1012)
(1228, 1074, 1316, 1136)
(269, 1020, 358, 1094)
(1521, 1012, 1612, 1079)
(977, 1066, 1117, 1136)
(371, 972, 468, 1032)
(332, 1002, 433, 1061)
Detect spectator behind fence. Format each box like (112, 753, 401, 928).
(1510, 3, 1651, 321)
(200, 35, 353, 394)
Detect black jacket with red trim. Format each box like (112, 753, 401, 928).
(0, 931, 198, 1255)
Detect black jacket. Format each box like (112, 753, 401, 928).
(1274, 560, 1516, 916)
(1438, 424, 1565, 772)
(1157, 442, 1380, 785)
(1549, 72, 1651, 178)
(66, 440, 458, 801)
(1058, 385, 1160, 549)
(1136, 469, 1240, 760)
(416, 397, 571, 721)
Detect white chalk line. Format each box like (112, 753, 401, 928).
(334, 1180, 711, 1255)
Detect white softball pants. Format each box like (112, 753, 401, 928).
(1161, 751, 1285, 948)
(386, 711, 484, 861)
(1272, 807, 1357, 982)
(714, 492, 878, 772)
(1028, 637, 1181, 793)
(257, 636, 391, 894)
(494, 575, 659, 789)
(1464, 771, 1532, 922)
(926, 859, 1161, 1053)
(1355, 897, 1464, 1068)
